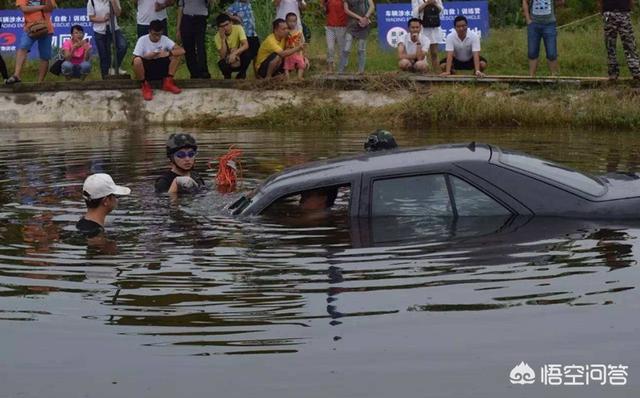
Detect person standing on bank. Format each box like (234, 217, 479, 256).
(88, 0, 129, 78)
(214, 13, 251, 79)
(76, 173, 131, 238)
(339, 0, 375, 74)
(412, 0, 442, 73)
(522, 0, 562, 77)
(597, 0, 640, 81)
(135, 0, 174, 38)
(155, 133, 206, 194)
(132, 19, 185, 101)
(5, 0, 56, 84)
(176, 0, 211, 79)
(227, 0, 260, 68)
(324, 0, 347, 72)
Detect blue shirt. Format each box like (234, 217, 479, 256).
(226, 1, 257, 38)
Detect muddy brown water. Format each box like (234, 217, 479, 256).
(0, 127, 639, 398)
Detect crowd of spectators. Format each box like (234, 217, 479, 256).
(3, 0, 639, 96)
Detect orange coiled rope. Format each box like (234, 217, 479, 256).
(214, 146, 242, 192)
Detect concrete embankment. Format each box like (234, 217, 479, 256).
(2, 74, 636, 129)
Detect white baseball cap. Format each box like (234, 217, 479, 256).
(82, 173, 131, 200)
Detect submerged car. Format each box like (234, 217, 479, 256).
(229, 143, 640, 219)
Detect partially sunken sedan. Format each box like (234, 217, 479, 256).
(230, 143, 640, 219)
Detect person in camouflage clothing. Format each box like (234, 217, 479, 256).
(598, 0, 640, 80)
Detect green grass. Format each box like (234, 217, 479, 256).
(2, 15, 633, 81)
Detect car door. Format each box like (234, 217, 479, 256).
(360, 170, 515, 218)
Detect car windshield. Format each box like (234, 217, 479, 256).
(498, 150, 606, 196)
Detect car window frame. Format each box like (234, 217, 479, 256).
(256, 180, 357, 218)
(366, 171, 514, 218)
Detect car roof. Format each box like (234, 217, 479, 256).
(260, 142, 493, 192)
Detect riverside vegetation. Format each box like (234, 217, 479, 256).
(3, 1, 640, 129)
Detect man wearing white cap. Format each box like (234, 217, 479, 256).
(76, 173, 131, 237)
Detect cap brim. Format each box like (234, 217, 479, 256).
(112, 185, 131, 196)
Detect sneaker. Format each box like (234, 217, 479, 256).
(162, 76, 182, 94)
(5, 75, 21, 85)
(108, 68, 115, 76)
(118, 68, 127, 75)
(141, 81, 153, 101)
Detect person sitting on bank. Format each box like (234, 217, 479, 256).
(61, 25, 92, 80)
(155, 133, 206, 194)
(132, 19, 185, 101)
(76, 173, 131, 238)
(440, 15, 487, 77)
(397, 18, 430, 73)
(255, 18, 304, 79)
(214, 13, 251, 79)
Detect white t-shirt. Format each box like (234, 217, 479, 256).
(133, 35, 175, 57)
(445, 30, 481, 62)
(400, 32, 430, 56)
(275, 0, 302, 30)
(137, 0, 168, 25)
(87, 0, 121, 34)
(411, 0, 443, 19)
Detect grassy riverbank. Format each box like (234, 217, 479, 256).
(213, 84, 640, 131)
(3, 16, 628, 81)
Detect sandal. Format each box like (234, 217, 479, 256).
(5, 76, 21, 85)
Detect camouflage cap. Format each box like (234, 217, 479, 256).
(166, 133, 198, 157)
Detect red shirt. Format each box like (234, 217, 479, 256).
(325, 0, 347, 27)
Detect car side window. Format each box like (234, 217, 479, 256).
(371, 174, 452, 217)
(260, 184, 351, 221)
(450, 176, 511, 216)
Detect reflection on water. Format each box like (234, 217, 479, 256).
(1, 127, 639, 396)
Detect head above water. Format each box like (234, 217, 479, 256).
(82, 173, 131, 209)
(364, 130, 398, 152)
(166, 133, 198, 158)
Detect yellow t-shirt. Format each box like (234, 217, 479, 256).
(214, 25, 247, 50)
(256, 33, 285, 68)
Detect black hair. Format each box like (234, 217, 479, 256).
(454, 15, 468, 26)
(407, 18, 422, 27)
(84, 192, 108, 209)
(149, 20, 164, 33)
(70, 24, 84, 34)
(301, 187, 339, 208)
(285, 12, 298, 21)
(272, 18, 286, 31)
(216, 13, 231, 26)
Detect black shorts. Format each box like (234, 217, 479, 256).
(440, 56, 488, 71)
(138, 56, 170, 81)
(256, 52, 284, 79)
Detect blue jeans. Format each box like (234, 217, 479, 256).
(93, 29, 128, 78)
(527, 22, 558, 61)
(61, 60, 91, 77)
